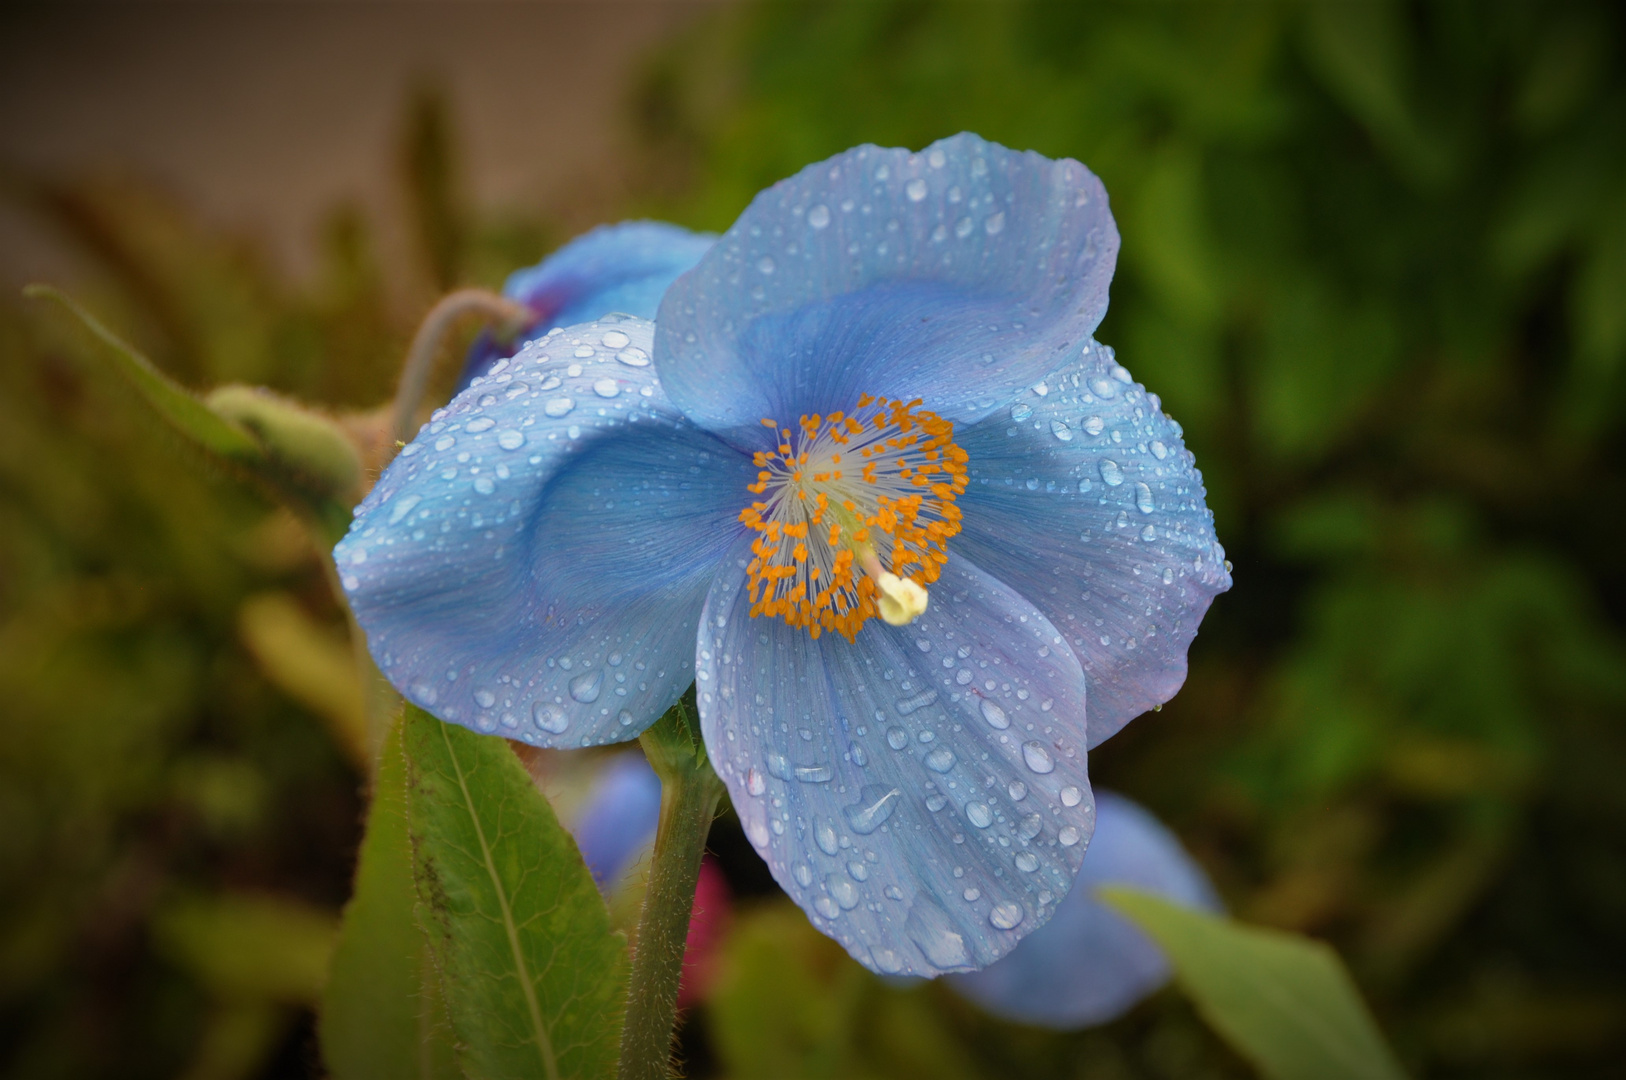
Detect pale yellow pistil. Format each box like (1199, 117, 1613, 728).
(737, 395, 967, 641)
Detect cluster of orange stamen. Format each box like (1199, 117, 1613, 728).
(738, 395, 969, 640)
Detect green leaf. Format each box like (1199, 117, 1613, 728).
(1100, 888, 1407, 1080)
(152, 892, 338, 1004)
(320, 714, 459, 1080)
(403, 705, 629, 1080)
(23, 284, 265, 464)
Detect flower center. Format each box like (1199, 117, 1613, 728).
(738, 395, 968, 640)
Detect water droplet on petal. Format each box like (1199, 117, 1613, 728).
(1051, 420, 1073, 441)
(871, 947, 903, 973)
(1022, 741, 1055, 774)
(1163, 567, 1176, 584)
(924, 747, 956, 773)
(907, 899, 970, 970)
(1060, 785, 1082, 807)
(757, 256, 775, 274)
(985, 212, 1006, 235)
(593, 378, 620, 399)
(387, 494, 422, 525)
(1007, 780, 1028, 801)
(955, 669, 973, 686)
(568, 669, 603, 703)
(1084, 415, 1105, 436)
(815, 820, 839, 855)
(767, 753, 793, 780)
(1059, 825, 1081, 846)
(990, 901, 1024, 930)
(808, 204, 831, 229)
(979, 699, 1009, 730)
(465, 417, 495, 433)
(600, 329, 630, 349)
(886, 727, 909, 750)
(814, 896, 841, 919)
(474, 689, 495, 708)
(533, 702, 568, 733)
(966, 802, 993, 828)
(1010, 403, 1033, 421)
(795, 764, 833, 783)
(794, 863, 813, 887)
(616, 347, 650, 367)
(1018, 813, 1043, 840)
(745, 768, 765, 796)
(434, 435, 455, 451)
(1099, 460, 1124, 486)
(497, 430, 524, 450)
(544, 397, 575, 418)
(844, 785, 901, 834)
(1136, 483, 1156, 513)
(1152, 440, 1168, 459)
(1015, 852, 1039, 872)
(828, 876, 860, 910)
(905, 177, 928, 201)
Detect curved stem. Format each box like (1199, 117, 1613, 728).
(620, 702, 724, 1080)
(390, 288, 533, 445)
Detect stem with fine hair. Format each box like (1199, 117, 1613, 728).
(620, 700, 724, 1080)
(390, 288, 533, 445)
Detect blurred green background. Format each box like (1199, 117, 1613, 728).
(3, 1, 1625, 1077)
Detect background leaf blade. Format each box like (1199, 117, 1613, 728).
(1101, 887, 1407, 1080)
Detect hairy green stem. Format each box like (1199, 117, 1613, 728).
(390, 288, 533, 445)
(620, 703, 724, 1080)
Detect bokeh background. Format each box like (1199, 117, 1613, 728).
(3, 2, 1625, 1078)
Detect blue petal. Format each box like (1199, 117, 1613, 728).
(337, 317, 751, 746)
(459, 221, 715, 389)
(954, 341, 1232, 747)
(571, 752, 662, 889)
(656, 133, 1118, 447)
(697, 542, 1096, 978)
(947, 791, 1221, 1029)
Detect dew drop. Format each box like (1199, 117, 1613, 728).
(600, 329, 630, 349)
(955, 216, 974, 238)
(497, 430, 525, 451)
(434, 435, 455, 451)
(465, 417, 495, 433)
(1163, 567, 1176, 584)
(989, 901, 1024, 930)
(828, 877, 860, 910)
(544, 397, 575, 418)
(387, 494, 422, 525)
(1008, 781, 1027, 801)
(616, 347, 650, 367)
(1022, 741, 1056, 774)
(1060, 785, 1082, 807)
(979, 699, 1010, 730)
(985, 211, 1006, 235)
(1051, 420, 1073, 441)
(814, 896, 841, 919)
(966, 802, 993, 828)
(886, 727, 909, 750)
(907, 899, 971, 970)
(473, 476, 494, 495)
(924, 747, 956, 773)
(1010, 403, 1033, 422)
(905, 178, 928, 201)
(794, 863, 813, 887)
(795, 764, 834, 783)
(844, 785, 901, 834)
(757, 256, 775, 275)
(618, 710, 635, 727)
(1135, 482, 1156, 514)
(1059, 825, 1081, 847)
(533, 702, 568, 733)
(1152, 440, 1168, 459)
(474, 689, 495, 708)
(816, 821, 839, 855)
(808, 204, 831, 229)
(745, 768, 765, 796)
(1015, 852, 1039, 872)
(568, 669, 603, 703)
(593, 378, 620, 399)
(871, 947, 903, 974)
(848, 860, 869, 882)
(1099, 460, 1124, 486)
(1083, 415, 1105, 437)
(1018, 813, 1043, 840)
(538, 374, 563, 391)
(955, 669, 973, 686)
(767, 753, 793, 780)
(926, 794, 948, 812)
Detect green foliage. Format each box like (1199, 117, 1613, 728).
(403, 706, 630, 1080)
(321, 713, 458, 1080)
(1102, 888, 1405, 1080)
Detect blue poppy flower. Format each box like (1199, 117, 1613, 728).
(947, 791, 1220, 1028)
(570, 752, 665, 888)
(457, 221, 715, 391)
(336, 133, 1230, 977)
